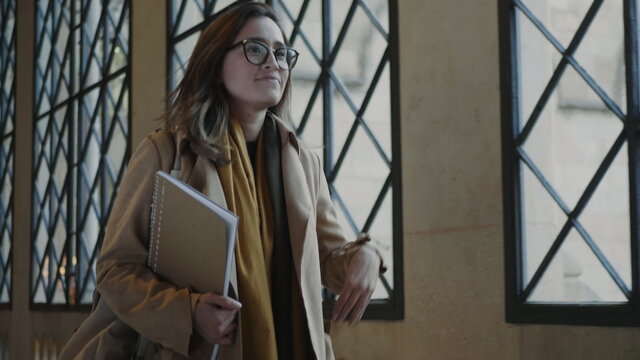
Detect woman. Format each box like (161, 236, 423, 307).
(60, 2, 384, 359)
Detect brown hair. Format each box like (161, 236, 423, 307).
(164, 1, 292, 164)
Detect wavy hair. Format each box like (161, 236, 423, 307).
(165, 1, 292, 164)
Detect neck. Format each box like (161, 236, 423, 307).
(230, 108, 267, 141)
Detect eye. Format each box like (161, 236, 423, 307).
(274, 48, 287, 60)
(246, 43, 266, 56)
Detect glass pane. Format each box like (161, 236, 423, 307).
(52, 278, 66, 304)
(332, 88, 356, 164)
(521, 64, 623, 210)
(579, 142, 630, 288)
(363, 63, 391, 158)
(0, 268, 10, 303)
(289, 42, 322, 132)
(277, 0, 321, 57)
(107, 2, 130, 75)
(520, 0, 592, 48)
(274, 0, 305, 31)
(106, 114, 128, 183)
(171, 31, 201, 90)
(528, 228, 627, 303)
(332, 4, 387, 109)
(210, 0, 237, 15)
(369, 188, 393, 300)
(331, 0, 352, 47)
(82, 1, 105, 89)
(293, 86, 323, 147)
(521, 164, 566, 286)
(333, 127, 389, 230)
(573, 0, 625, 113)
(517, 7, 562, 125)
(33, 277, 46, 303)
(371, 277, 390, 300)
(0, 230, 10, 303)
(175, 0, 205, 37)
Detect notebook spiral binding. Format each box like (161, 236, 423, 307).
(148, 175, 165, 272)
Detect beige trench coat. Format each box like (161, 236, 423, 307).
(60, 118, 365, 359)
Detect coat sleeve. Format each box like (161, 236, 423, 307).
(309, 151, 386, 294)
(96, 133, 198, 357)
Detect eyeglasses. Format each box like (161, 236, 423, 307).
(228, 39, 299, 70)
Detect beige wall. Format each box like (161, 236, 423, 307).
(5, 0, 640, 359)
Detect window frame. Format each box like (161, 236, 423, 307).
(499, 0, 640, 326)
(30, 0, 132, 309)
(0, 0, 16, 309)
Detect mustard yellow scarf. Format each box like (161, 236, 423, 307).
(216, 118, 277, 359)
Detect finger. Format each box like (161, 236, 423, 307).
(198, 293, 216, 304)
(221, 321, 237, 337)
(356, 291, 373, 323)
(350, 291, 373, 325)
(204, 294, 242, 310)
(212, 320, 236, 342)
(336, 288, 359, 322)
(218, 311, 237, 328)
(332, 286, 352, 322)
(217, 335, 233, 345)
(224, 330, 236, 344)
(217, 323, 237, 345)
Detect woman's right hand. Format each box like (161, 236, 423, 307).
(194, 293, 242, 345)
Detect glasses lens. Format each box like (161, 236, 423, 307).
(274, 48, 298, 70)
(286, 49, 298, 70)
(274, 48, 290, 70)
(243, 41, 268, 65)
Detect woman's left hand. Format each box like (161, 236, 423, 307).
(331, 245, 381, 325)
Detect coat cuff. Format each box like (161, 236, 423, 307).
(342, 233, 387, 274)
(173, 288, 197, 357)
(321, 233, 387, 293)
(190, 292, 201, 322)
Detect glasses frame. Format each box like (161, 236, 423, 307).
(228, 39, 299, 70)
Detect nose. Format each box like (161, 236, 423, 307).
(262, 50, 279, 70)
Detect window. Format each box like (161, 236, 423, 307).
(500, 0, 640, 324)
(0, 0, 15, 306)
(32, 0, 131, 306)
(168, 0, 403, 319)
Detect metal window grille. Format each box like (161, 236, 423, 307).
(32, 0, 131, 306)
(0, 0, 16, 306)
(168, 0, 403, 319)
(500, 0, 640, 325)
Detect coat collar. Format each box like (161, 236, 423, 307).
(172, 112, 300, 163)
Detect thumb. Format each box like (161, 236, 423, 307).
(201, 293, 242, 309)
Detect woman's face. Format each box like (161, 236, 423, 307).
(221, 16, 289, 114)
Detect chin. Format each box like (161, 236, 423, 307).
(258, 96, 282, 110)
(239, 91, 283, 111)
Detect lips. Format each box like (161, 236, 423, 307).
(256, 75, 281, 84)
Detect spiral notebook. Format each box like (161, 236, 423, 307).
(141, 172, 238, 360)
(148, 170, 238, 297)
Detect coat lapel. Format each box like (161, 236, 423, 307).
(276, 122, 327, 360)
(281, 144, 312, 277)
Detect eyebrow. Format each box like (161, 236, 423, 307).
(248, 37, 286, 48)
